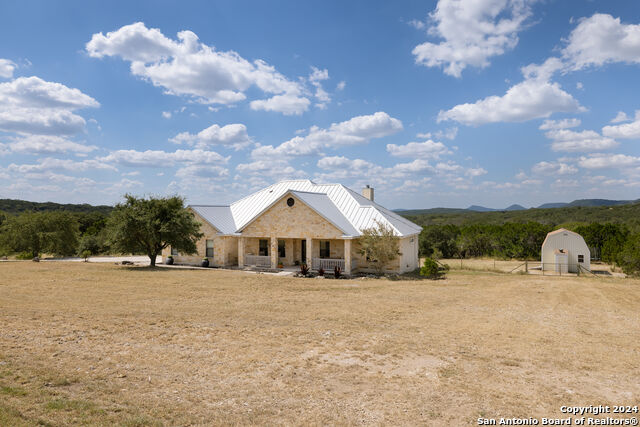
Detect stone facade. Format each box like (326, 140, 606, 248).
(241, 194, 344, 239)
(161, 210, 238, 267)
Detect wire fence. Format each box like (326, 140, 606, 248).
(438, 258, 602, 277)
(512, 262, 598, 277)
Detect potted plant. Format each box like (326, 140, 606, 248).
(201, 258, 210, 268)
(334, 265, 342, 279)
(277, 262, 284, 268)
(166, 255, 174, 265)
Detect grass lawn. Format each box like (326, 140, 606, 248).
(1, 262, 639, 425)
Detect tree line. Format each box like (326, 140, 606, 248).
(1, 195, 639, 276)
(0, 195, 201, 266)
(419, 221, 640, 275)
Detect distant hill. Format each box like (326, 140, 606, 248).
(505, 204, 526, 211)
(467, 205, 495, 212)
(0, 199, 113, 215)
(567, 199, 635, 207)
(537, 202, 568, 209)
(398, 198, 638, 214)
(536, 199, 636, 209)
(400, 201, 640, 230)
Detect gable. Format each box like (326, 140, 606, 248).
(240, 194, 344, 239)
(189, 208, 221, 236)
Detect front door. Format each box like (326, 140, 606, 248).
(301, 239, 306, 264)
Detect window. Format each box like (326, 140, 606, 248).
(286, 197, 295, 207)
(319, 241, 330, 258)
(206, 240, 214, 258)
(578, 254, 584, 263)
(171, 247, 179, 256)
(278, 239, 286, 258)
(259, 239, 269, 256)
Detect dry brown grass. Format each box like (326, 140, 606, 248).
(1, 262, 639, 426)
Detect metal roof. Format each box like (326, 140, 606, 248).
(189, 179, 422, 237)
(189, 205, 237, 235)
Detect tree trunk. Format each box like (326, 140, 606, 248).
(149, 252, 157, 267)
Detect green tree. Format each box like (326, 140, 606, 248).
(420, 257, 447, 279)
(106, 194, 203, 266)
(358, 220, 401, 274)
(619, 233, 640, 276)
(0, 211, 79, 257)
(419, 224, 459, 258)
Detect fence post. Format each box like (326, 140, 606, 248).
(525, 260, 528, 273)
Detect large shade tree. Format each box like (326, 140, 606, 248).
(107, 195, 203, 266)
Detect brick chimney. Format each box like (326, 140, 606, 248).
(362, 185, 374, 201)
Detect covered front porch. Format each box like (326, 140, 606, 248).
(237, 236, 355, 274)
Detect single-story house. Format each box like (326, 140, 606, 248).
(541, 228, 590, 273)
(163, 179, 422, 274)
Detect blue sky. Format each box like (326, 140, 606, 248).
(1, 0, 640, 209)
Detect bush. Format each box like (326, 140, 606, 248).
(318, 267, 325, 276)
(334, 265, 341, 278)
(420, 258, 447, 279)
(16, 251, 33, 260)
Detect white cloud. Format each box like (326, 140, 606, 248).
(87, 22, 310, 114)
(161, 111, 171, 119)
(316, 156, 433, 182)
(23, 172, 96, 187)
(251, 111, 403, 158)
(412, 0, 533, 77)
(3, 135, 97, 155)
(602, 111, 640, 139)
(336, 81, 346, 91)
(170, 123, 252, 150)
(175, 164, 229, 180)
(235, 159, 305, 179)
(308, 66, 331, 108)
(0, 76, 99, 135)
(577, 153, 640, 169)
(100, 148, 228, 168)
(249, 94, 310, 116)
(562, 14, 640, 70)
(417, 127, 458, 140)
(465, 167, 488, 177)
(539, 118, 581, 130)
(438, 78, 583, 125)
(610, 111, 631, 123)
(545, 129, 618, 152)
(8, 157, 116, 173)
(0, 59, 16, 79)
(386, 139, 452, 158)
(104, 178, 143, 194)
(532, 161, 578, 175)
(408, 19, 427, 31)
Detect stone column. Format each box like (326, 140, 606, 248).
(344, 239, 352, 275)
(306, 238, 313, 269)
(237, 237, 245, 268)
(270, 236, 278, 269)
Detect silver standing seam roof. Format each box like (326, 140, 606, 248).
(189, 179, 422, 238)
